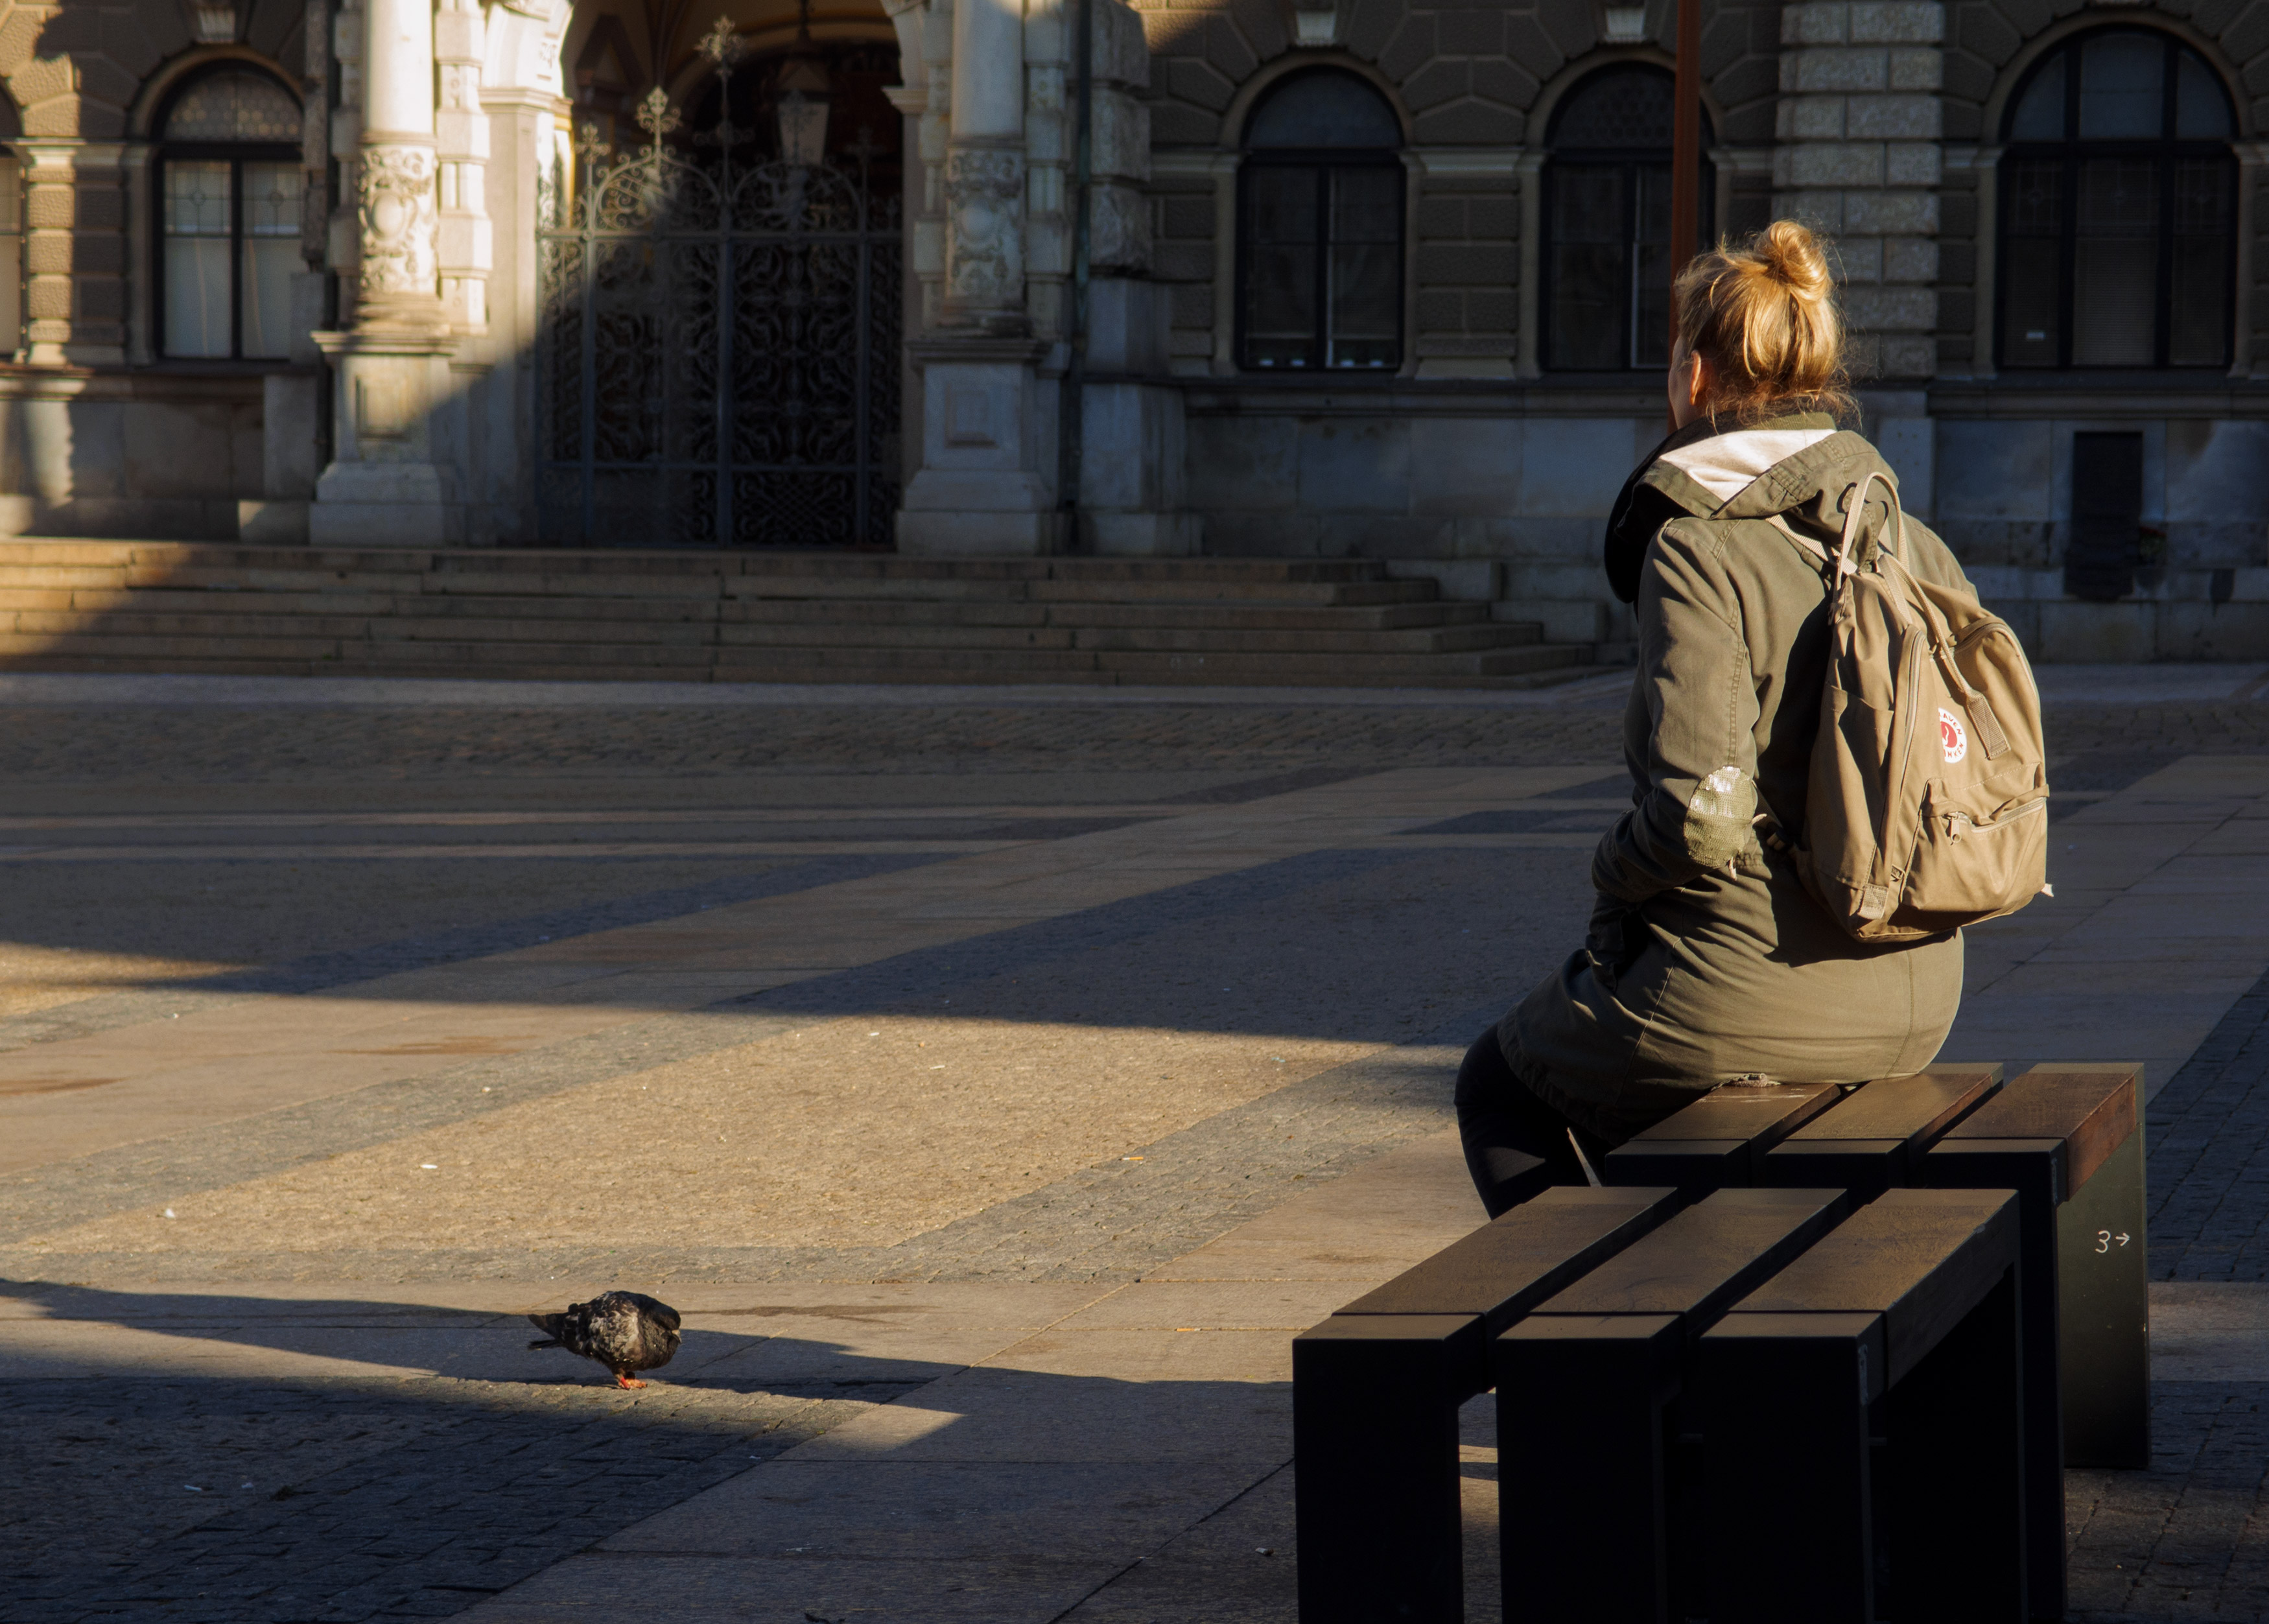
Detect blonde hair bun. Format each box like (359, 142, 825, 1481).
(1675, 220, 1850, 420)
(1756, 219, 1833, 302)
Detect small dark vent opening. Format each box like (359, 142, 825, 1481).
(2066, 431, 2145, 602)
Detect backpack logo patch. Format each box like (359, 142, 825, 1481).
(1939, 707, 1968, 766)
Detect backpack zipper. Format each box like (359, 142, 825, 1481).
(1944, 797, 2047, 840)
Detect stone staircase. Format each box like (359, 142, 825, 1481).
(0, 543, 1605, 688)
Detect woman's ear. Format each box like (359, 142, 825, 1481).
(1686, 352, 1711, 411)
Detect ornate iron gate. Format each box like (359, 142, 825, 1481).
(535, 88, 902, 547)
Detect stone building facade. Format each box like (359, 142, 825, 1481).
(0, 0, 2258, 655)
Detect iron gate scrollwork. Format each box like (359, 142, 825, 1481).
(536, 80, 902, 547)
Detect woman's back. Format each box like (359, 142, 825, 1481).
(1457, 220, 1974, 1211)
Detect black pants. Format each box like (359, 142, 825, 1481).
(1453, 1029, 1612, 1218)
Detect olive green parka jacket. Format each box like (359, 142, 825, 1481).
(1501, 418, 1969, 1143)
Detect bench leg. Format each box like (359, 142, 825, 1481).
(1497, 1315, 1680, 1624)
(1699, 1313, 1883, 1624)
(1293, 1331, 1468, 1623)
(2059, 1127, 2149, 1471)
(1885, 1264, 2027, 1622)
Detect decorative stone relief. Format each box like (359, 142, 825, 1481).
(357, 143, 438, 305)
(944, 146, 1025, 309)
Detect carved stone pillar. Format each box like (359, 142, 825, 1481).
(942, 0, 1026, 331)
(309, 0, 466, 545)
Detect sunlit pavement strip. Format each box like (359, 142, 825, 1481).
(9, 683, 2269, 1620)
(0, 766, 1600, 1182)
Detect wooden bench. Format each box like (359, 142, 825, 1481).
(1700, 1188, 2027, 1624)
(1289, 1061, 2138, 1623)
(1496, 1186, 1852, 1624)
(1923, 1062, 2147, 1624)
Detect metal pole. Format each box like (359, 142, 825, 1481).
(1669, 0, 1701, 428)
(1055, 0, 1094, 551)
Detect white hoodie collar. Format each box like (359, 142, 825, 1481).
(1655, 428, 1837, 506)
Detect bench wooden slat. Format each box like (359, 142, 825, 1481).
(1525, 1186, 1849, 1332)
(1726, 1187, 2019, 1386)
(1337, 1184, 1678, 1334)
(1761, 1065, 2003, 1197)
(1603, 1079, 1842, 1190)
(1934, 1063, 2137, 1194)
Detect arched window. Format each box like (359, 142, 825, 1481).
(1543, 65, 1713, 371)
(156, 67, 303, 360)
(1999, 30, 2236, 368)
(1237, 70, 1404, 371)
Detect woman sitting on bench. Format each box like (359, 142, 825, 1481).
(1457, 220, 1980, 1216)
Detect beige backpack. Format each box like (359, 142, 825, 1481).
(1767, 473, 2050, 941)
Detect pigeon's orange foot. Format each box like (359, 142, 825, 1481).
(615, 1373, 647, 1389)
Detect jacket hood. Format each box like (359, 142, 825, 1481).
(1601, 415, 1896, 601)
(1644, 421, 1899, 524)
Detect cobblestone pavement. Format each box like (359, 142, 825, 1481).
(2148, 969, 2269, 1282)
(0, 1371, 906, 1623)
(2067, 1383, 2269, 1620)
(6, 683, 2269, 1622)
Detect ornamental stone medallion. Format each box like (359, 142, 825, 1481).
(357, 144, 440, 307)
(943, 147, 1024, 309)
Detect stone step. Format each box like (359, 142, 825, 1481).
(0, 541, 1602, 690)
(1059, 624, 1532, 655)
(1097, 644, 1588, 681)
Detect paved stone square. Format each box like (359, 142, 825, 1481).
(6, 670, 2269, 1621)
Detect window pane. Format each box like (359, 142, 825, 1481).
(242, 167, 304, 356)
(243, 237, 298, 359)
(2008, 57, 2065, 140)
(2169, 157, 2231, 366)
(1248, 71, 1399, 149)
(163, 161, 231, 359)
(2071, 158, 2157, 365)
(243, 162, 303, 238)
(1326, 167, 1398, 368)
(165, 237, 233, 358)
(2077, 34, 2163, 139)
(1548, 163, 1625, 368)
(1552, 66, 1675, 148)
(164, 70, 301, 142)
(1632, 163, 1671, 367)
(2002, 237, 2063, 366)
(164, 159, 230, 237)
(2003, 159, 2064, 366)
(2174, 51, 2232, 139)
(1244, 167, 1318, 367)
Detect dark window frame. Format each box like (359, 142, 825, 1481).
(1996, 29, 2239, 371)
(1540, 66, 1715, 373)
(1233, 70, 1407, 375)
(152, 67, 302, 362)
(1234, 152, 1406, 373)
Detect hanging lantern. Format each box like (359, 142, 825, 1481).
(775, 49, 832, 165)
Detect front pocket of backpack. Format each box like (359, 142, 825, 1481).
(1900, 786, 2047, 921)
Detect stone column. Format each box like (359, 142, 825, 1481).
(1774, 0, 1942, 383)
(944, 0, 1026, 330)
(897, 0, 1058, 553)
(19, 141, 127, 366)
(310, 0, 468, 544)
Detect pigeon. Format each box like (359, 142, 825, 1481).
(526, 1291, 682, 1388)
